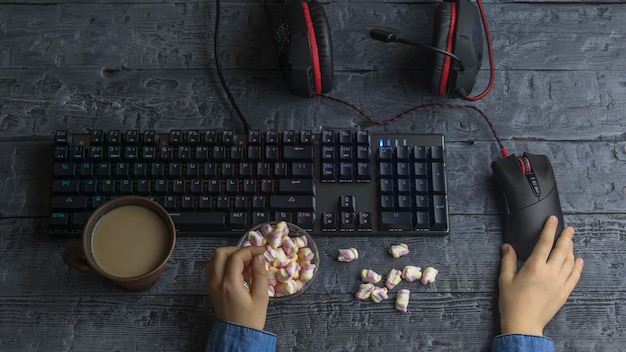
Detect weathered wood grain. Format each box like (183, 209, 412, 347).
(1, 0, 625, 351)
(1, 214, 624, 296)
(2, 293, 622, 352)
(1, 69, 625, 140)
(0, 215, 624, 351)
(1, 3, 625, 70)
(0, 295, 214, 351)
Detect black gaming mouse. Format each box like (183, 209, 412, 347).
(491, 153, 564, 261)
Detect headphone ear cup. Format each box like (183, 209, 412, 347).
(430, 1, 456, 97)
(275, 0, 333, 97)
(430, 0, 484, 98)
(306, 0, 334, 93)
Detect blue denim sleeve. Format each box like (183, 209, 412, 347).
(205, 320, 276, 352)
(491, 334, 555, 352)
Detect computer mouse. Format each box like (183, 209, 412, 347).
(491, 153, 564, 261)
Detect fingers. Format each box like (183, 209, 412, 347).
(548, 226, 575, 267)
(224, 246, 267, 287)
(250, 254, 270, 302)
(206, 246, 239, 285)
(546, 224, 584, 296)
(499, 243, 518, 284)
(564, 258, 584, 294)
(529, 215, 559, 262)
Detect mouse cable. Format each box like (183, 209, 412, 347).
(214, 0, 251, 133)
(319, 94, 509, 159)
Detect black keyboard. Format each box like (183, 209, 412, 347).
(49, 129, 449, 237)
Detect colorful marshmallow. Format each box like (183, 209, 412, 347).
(370, 286, 389, 303)
(386, 268, 403, 290)
(356, 282, 375, 300)
(402, 265, 423, 282)
(337, 247, 359, 262)
(266, 230, 282, 249)
(298, 247, 315, 262)
(300, 263, 317, 282)
(421, 267, 439, 285)
(247, 230, 266, 247)
(395, 289, 410, 312)
(389, 243, 410, 258)
(276, 279, 299, 296)
(389, 243, 409, 258)
(361, 269, 382, 284)
(281, 236, 298, 255)
(294, 235, 308, 248)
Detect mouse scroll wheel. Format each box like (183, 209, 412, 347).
(518, 157, 533, 175)
(519, 156, 541, 196)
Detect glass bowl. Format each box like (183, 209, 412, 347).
(237, 221, 319, 301)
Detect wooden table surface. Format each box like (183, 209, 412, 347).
(1, 0, 625, 351)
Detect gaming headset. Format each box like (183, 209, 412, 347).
(272, 0, 493, 100)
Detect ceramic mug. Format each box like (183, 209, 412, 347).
(63, 196, 176, 291)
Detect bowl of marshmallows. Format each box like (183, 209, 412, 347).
(237, 221, 319, 300)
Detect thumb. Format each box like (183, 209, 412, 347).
(499, 243, 518, 283)
(249, 254, 269, 302)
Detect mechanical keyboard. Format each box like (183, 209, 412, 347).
(49, 129, 449, 237)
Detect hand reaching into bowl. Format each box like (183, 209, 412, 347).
(205, 245, 269, 330)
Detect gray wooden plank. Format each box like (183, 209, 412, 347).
(0, 295, 213, 351)
(1, 69, 625, 140)
(1, 214, 624, 351)
(1, 214, 624, 297)
(0, 292, 623, 351)
(0, 0, 624, 351)
(1, 3, 625, 70)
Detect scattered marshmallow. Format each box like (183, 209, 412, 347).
(361, 269, 382, 284)
(337, 247, 359, 262)
(421, 267, 439, 285)
(395, 289, 410, 312)
(386, 268, 403, 290)
(242, 221, 317, 297)
(389, 243, 409, 258)
(356, 282, 375, 300)
(402, 265, 423, 282)
(370, 286, 389, 303)
(339, 243, 439, 310)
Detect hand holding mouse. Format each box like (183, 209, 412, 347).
(498, 215, 584, 336)
(205, 246, 269, 330)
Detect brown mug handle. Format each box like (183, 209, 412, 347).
(63, 242, 96, 274)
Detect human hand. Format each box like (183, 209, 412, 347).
(498, 215, 584, 336)
(205, 246, 269, 330)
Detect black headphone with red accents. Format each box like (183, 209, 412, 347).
(274, 0, 493, 100)
(274, 0, 334, 98)
(430, 0, 486, 99)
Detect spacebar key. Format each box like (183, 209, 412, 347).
(169, 212, 228, 232)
